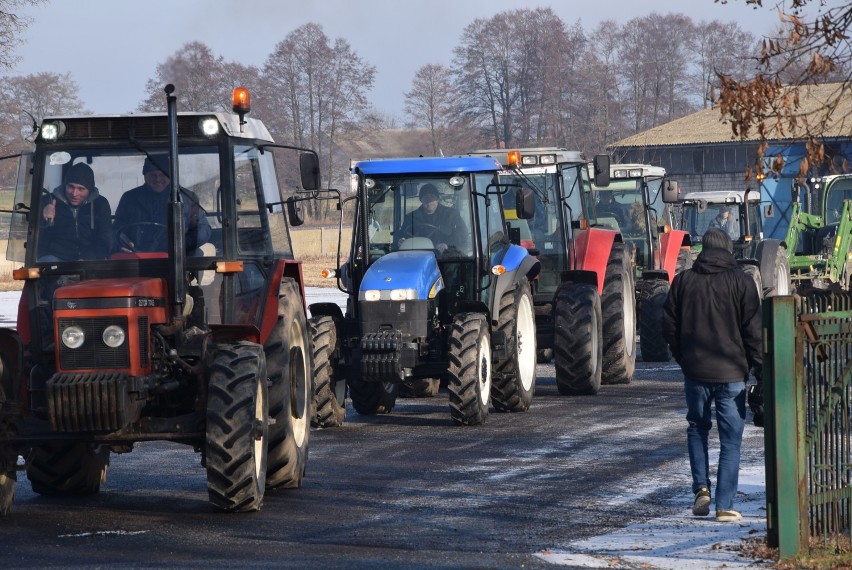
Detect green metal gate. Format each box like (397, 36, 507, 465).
(764, 292, 852, 558)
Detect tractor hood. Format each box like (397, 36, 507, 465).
(359, 251, 444, 301)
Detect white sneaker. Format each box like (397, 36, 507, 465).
(716, 510, 743, 522)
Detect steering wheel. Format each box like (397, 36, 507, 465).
(115, 222, 168, 253)
(415, 223, 442, 240)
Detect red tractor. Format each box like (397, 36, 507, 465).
(468, 148, 634, 395)
(0, 86, 316, 515)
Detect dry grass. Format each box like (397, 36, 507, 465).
(298, 255, 341, 288)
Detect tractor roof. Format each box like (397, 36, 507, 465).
(353, 155, 502, 175)
(679, 190, 760, 203)
(38, 112, 274, 143)
(611, 163, 667, 178)
(469, 147, 585, 166)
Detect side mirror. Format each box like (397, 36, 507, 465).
(696, 199, 707, 214)
(593, 154, 610, 187)
(299, 152, 320, 191)
(662, 180, 679, 203)
(516, 187, 535, 220)
(286, 196, 305, 227)
(764, 204, 774, 218)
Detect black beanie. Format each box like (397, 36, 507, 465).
(143, 156, 170, 175)
(702, 227, 733, 252)
(64, 162, 95, 191)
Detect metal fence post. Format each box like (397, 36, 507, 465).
(764, 295, 807, 557)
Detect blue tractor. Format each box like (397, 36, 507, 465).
(309, 156, 540, 426)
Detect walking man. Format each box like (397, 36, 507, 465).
(662, 228, 762, 522)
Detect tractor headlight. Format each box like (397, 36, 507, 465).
(61, 325, 85, 349)
(200, 117, 220, 137)
(363, 289, 381, 302)
(102, 325, 126, 348)
(40, 121, 66, 141)
(389, 288, 418, 301)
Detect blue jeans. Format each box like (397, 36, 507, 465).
(684, 377, 746, 511)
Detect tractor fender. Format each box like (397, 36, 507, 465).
(569, 228, 618, 295)
(490, 245, 540, 319)
(641, 269, 669, 282)
(560, 269, 599, 289)
(308, 302, 344, 321)
(754, 239, 784, 291)
(0, 328, 24, 406)
(659, 230, 689, 281)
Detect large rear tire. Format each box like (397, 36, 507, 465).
(349, 378, 399, 415)
(265, 279, 311, 489)
(638, 279, 671, 362)
(309, 315, 346, 428)
(447, 313, 491, 426)
(206, 342, 268, 512)
(26, 443, 109, 496)
(492, 279, 536, 412)
(601, 243, 636, 385)
(554, 282, 603, 395)
(741, 263, 764, 300)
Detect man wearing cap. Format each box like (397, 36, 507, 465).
(39, 162, 113, 261)
(398, 183, 466, 253)
(113, 156, 212, 254)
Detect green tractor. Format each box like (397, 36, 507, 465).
(783, 174, 852, 291)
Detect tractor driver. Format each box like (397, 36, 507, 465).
(596, 192, 627, 226)
(113, 156, 212, 255)
(398, 183, 466, 254)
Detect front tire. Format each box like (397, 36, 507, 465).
(310, 315, 346, 428)
(601, 243, 636, 385)
(206, 342, 268, 512)
(447, 313, 491, 425)
(492, 279, 536, 412)
(265, 279, 311, 489)
(638, 279, 671, 362)
(554, 282, 603, 396)
(26, 443, 109, 496)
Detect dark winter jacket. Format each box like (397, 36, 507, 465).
(398, 204, 466, 248)
(113, 184, 211, 253)
(38, 186, 113, 261)
(661, 247, 762, 383)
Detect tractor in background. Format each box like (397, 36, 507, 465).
(590, 164, 691, 363)
(0, 86, 315, 515)
(309, 156, 540, 427)
(674, 188, 790, 298)
(782, 174, 852, 292)
(468, 147, 635, 395)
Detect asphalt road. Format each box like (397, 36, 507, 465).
(0, 357, 702, 569)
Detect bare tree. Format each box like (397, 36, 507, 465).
(715, 0, 852, 178)
(0, 0, 44, 71)
(404, 64, 455, 155)
(0, 71, 85, 152)
(690, 20, 758, 108)
(261, 23, 375, 219)
(137, 42, 258, 112)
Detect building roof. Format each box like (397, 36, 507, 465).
(609, 82, 852, 149)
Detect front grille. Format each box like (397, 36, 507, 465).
(58, 317, 130, 370)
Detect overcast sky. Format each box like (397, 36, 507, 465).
(5, 0, 812, 119)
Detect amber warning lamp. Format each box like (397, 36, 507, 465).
(507, 150, 521, 168)
(233, 87, 251, 128)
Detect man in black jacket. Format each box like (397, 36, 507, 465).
(39, 162, 112, 261)
(662, 227, 762, 523)
(113, 156, 211, 254)
(398, 183, 466, 254)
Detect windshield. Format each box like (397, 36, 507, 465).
(30, 147, 221, 263)
(825, 178, 852, 225)
(364, 175, 475, 262)
(681, 202, 746, 243)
